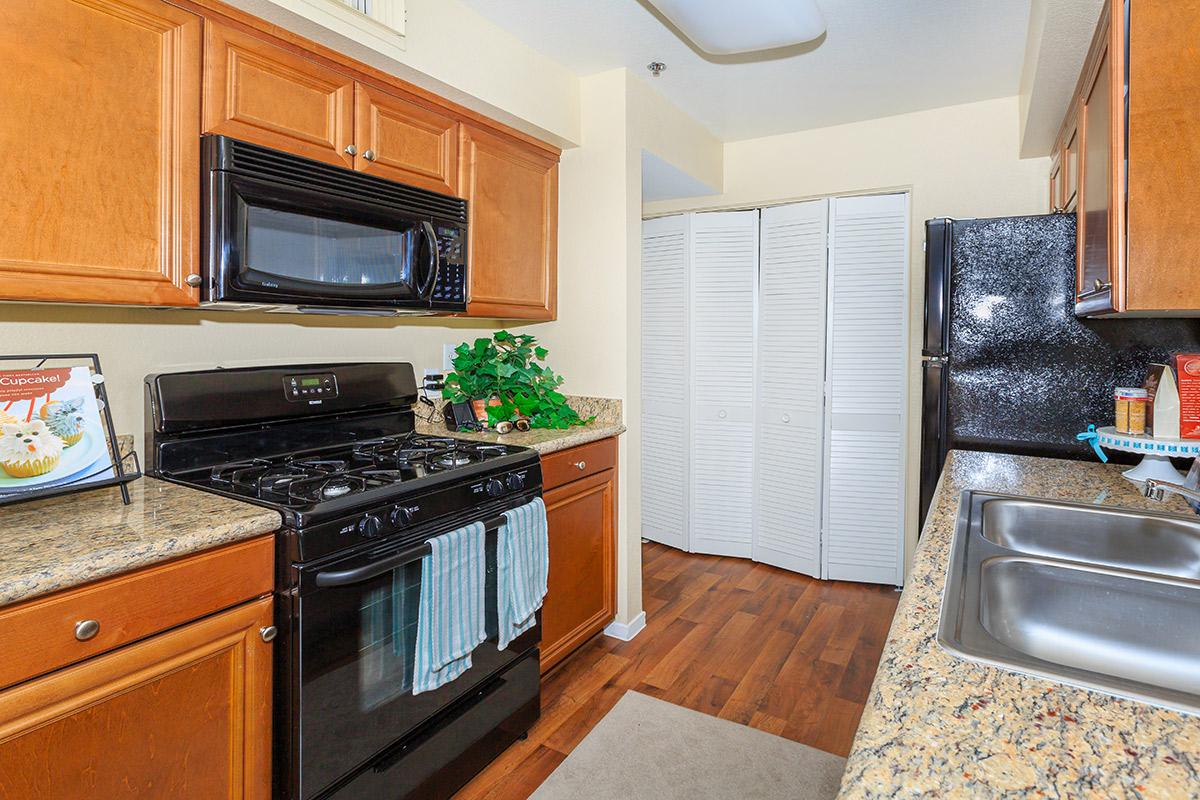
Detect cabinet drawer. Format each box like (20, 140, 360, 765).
(0, 535, 274, 690)
(541, 437, 617, 490)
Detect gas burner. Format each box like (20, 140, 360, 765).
(291, 457, 350, 473)
(429, 450, 476, 470)
(252, 467, 317, 497)
(469, 444, 510, 456)
(290, 474, 366, 502)
(357, 468, 410, 485)
(211, 459, 271, 484)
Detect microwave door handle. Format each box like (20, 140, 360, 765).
(418, 221, 440, 300)
(313, 542, 432, 587)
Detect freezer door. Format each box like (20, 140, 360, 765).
(919, 358, 948, 530)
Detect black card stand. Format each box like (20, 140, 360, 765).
(0, 354, 142, 507)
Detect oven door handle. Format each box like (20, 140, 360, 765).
(313, 542, 432, 588)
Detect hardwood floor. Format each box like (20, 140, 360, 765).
(453, 542, 900, 800)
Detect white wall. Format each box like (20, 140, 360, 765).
(644, 95, 1050, 576)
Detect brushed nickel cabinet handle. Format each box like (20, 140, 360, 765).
(1093, 278, 1111, 292)
(75, 619, 100, 641)
(573, 461, 586, 470)
(364, 149, 377, 162)
(184, 274, 202, 287)
(345, 144, 358, 156)
(260, 626, 277, 643)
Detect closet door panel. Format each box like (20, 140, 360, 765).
(753, 200, 828, 577)
(690, 210, 758, 558)
(641, 215, 690, 550)
(823, 194, 909, 585)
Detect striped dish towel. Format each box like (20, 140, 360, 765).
(412, 522, 487, 695)
(497, 497, 549, 650)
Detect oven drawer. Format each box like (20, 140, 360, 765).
(541, 437, 616, 489)
(326, 651, 540, 800)
(0, 534, 274, 690)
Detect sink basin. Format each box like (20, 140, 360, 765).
(939, 491, 1200, 715)
(980, 497, 1200, 581)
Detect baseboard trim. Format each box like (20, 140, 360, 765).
(603, 611, 646, 642)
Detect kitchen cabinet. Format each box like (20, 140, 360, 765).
(1059, 0, 1200, 316)
(0, 0, 201, 306)
(355, 84, 459, 195)
(540, 438, 617, 673)
(0, 535, 275, 798)
(204, 21, 356, 169)
(1048, 154, 1063, 212)
(460, 124, 560, 320)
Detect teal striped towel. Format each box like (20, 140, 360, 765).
(412, 522, 487, 695)
(497, 497, 549, 650)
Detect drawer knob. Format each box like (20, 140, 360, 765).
(573, 461, 586, 470)
(75, 619, 100, 641)
(260, 626, 278, 643)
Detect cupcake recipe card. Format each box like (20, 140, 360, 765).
(0, 367, 113, 497)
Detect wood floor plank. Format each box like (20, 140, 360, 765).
(454, 544, 899, 800)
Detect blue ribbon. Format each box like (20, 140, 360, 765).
(1076, 424, 1108, 463)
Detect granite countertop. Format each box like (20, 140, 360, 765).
(415, 395, 625, 455)
(0, 476, 281, 608)
(839, 450, 1200, 799)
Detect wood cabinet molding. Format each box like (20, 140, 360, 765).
(203, 20, 355, 168)
(0, 0, 201, 305)
(460, 124, 559, 320)
(0, 596, 274, 799)
(354, 84, 459, 195)
(541, 466, 617, 673)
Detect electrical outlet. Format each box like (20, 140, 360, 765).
(442, 343, 457, 373)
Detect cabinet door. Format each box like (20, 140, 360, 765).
(204, 22, 354, 169)
(460, 124, 558, 319)
(355, 84, 458, 195)
(0, 597, 273, 799)
(1064, 123, 1080, 211)
(0, 0, 201, 306)
(541, 469, 616, 673)
(1049, 155, 1063, 211)
(1078, 42, 1113, 304)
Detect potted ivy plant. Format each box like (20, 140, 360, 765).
(442, 331, 592, 430)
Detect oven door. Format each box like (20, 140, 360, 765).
(207, 171, 439, 310)
(295, 519, 538, 799)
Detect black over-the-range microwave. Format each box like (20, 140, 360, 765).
(201, 135, 468, 316)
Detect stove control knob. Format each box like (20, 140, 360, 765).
(390, 506, 416, 527)
(358, 514, 384, 538)
(486, 477, 505, 498)
(506, 473, 525, 491)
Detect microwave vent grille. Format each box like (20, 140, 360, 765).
(211, 136, 468, 224)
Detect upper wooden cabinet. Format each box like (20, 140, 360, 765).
(0, 0, 201, 306)
(203, 21, 355, 169)
(355, 85, 459, 195)
(460, 124, 559, 320)
(1060, 0, 1200, 316)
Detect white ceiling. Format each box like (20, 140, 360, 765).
(457, 0, 1034, 142)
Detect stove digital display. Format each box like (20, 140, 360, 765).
(285, 372, 338, 401)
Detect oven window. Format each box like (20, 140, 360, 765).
(358, 561, 421, 711)
(245, 206, 417, 286)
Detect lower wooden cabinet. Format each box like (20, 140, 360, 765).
(540, 438, 617, 673)
(0, 596, 273, 799)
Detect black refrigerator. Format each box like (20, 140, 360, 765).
(919, 213, 1200, 527)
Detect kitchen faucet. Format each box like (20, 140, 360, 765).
(1142, 478, 1200, 505)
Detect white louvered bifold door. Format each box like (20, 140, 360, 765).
(640, 214, 691, 550)
(823, 194, 909, 585)
(689, 210, 758, 558)
(753, 200, 828, 577)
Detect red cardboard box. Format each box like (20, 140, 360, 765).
(1176, 355, 1200, 438)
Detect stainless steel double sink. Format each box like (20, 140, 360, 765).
(938, 492, 1200, 715)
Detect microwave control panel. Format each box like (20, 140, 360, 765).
(284, 372, 339, 402)
(431, 224, 467, 308)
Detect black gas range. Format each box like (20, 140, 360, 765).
(145, 363, 542, 800)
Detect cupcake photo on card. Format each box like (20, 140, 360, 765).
(0, 366, 113, 496)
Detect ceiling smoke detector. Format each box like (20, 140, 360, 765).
(647, 61, 667, 77)
(648, 0, 825, 55)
